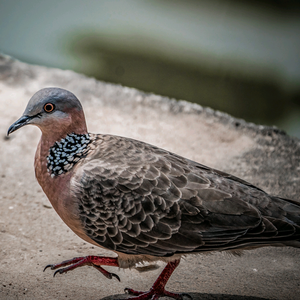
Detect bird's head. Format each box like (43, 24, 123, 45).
(7, 87, 88, 140)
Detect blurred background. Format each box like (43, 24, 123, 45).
(0, 0, 300, 136)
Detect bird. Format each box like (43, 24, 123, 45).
(7, 87, 300, 300)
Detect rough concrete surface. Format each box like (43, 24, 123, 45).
(0, 54, 300, 300)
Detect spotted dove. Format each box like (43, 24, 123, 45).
(8, 87, 300, 300)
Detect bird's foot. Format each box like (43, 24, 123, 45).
(43, 255, 120, 281)
(124, 287, 191, 300)
(121, 260, 190, 300)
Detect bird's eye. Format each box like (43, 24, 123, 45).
(44, 103, 55, 113)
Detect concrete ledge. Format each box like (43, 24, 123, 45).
(0, 54, 299, 300)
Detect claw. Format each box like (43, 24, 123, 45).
(43, 264, 54, 272)
(53, 269, 63, 277)
(92, 264, 121, 281)
(112, 273, 121, 282)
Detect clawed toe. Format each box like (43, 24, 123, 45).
(43, 256, 120, 281)
(124, 287, 143, 296)
(50, 266, 74, 277)
(45, 261, 120, 282)
(43, 264, 54, 272)
(92, 264, 121, 281)
(123, 288, 191, 300)
(53, 268, 64, 277)
(111, 273, 121, 282)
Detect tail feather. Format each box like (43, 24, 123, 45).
(274, 196, 300, 226)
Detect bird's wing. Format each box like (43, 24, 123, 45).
(71, 134, 298, 257)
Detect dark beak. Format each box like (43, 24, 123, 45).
(7, 115, 34, 136)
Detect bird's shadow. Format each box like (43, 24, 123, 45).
(101, 293, 270, 300)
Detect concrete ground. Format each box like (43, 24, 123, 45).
(0, 54, 300, 299)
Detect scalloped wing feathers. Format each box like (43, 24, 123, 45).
(72, 134, 300, 257)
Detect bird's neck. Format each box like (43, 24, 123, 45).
(34, 131, 85, 214)
(34, 134, 70, 192)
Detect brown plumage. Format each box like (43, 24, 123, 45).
(8, 87, 300, 299)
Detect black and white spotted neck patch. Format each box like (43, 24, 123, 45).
(47, 133, 91, 177)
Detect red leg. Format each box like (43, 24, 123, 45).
(44, 255, 120, 281)
(125, 259, 191, 300)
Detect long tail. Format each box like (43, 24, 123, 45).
(270, 196, 300, 246)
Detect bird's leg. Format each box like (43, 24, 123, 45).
(125, 259, 190, 300)
(44, 255, 120, 281)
